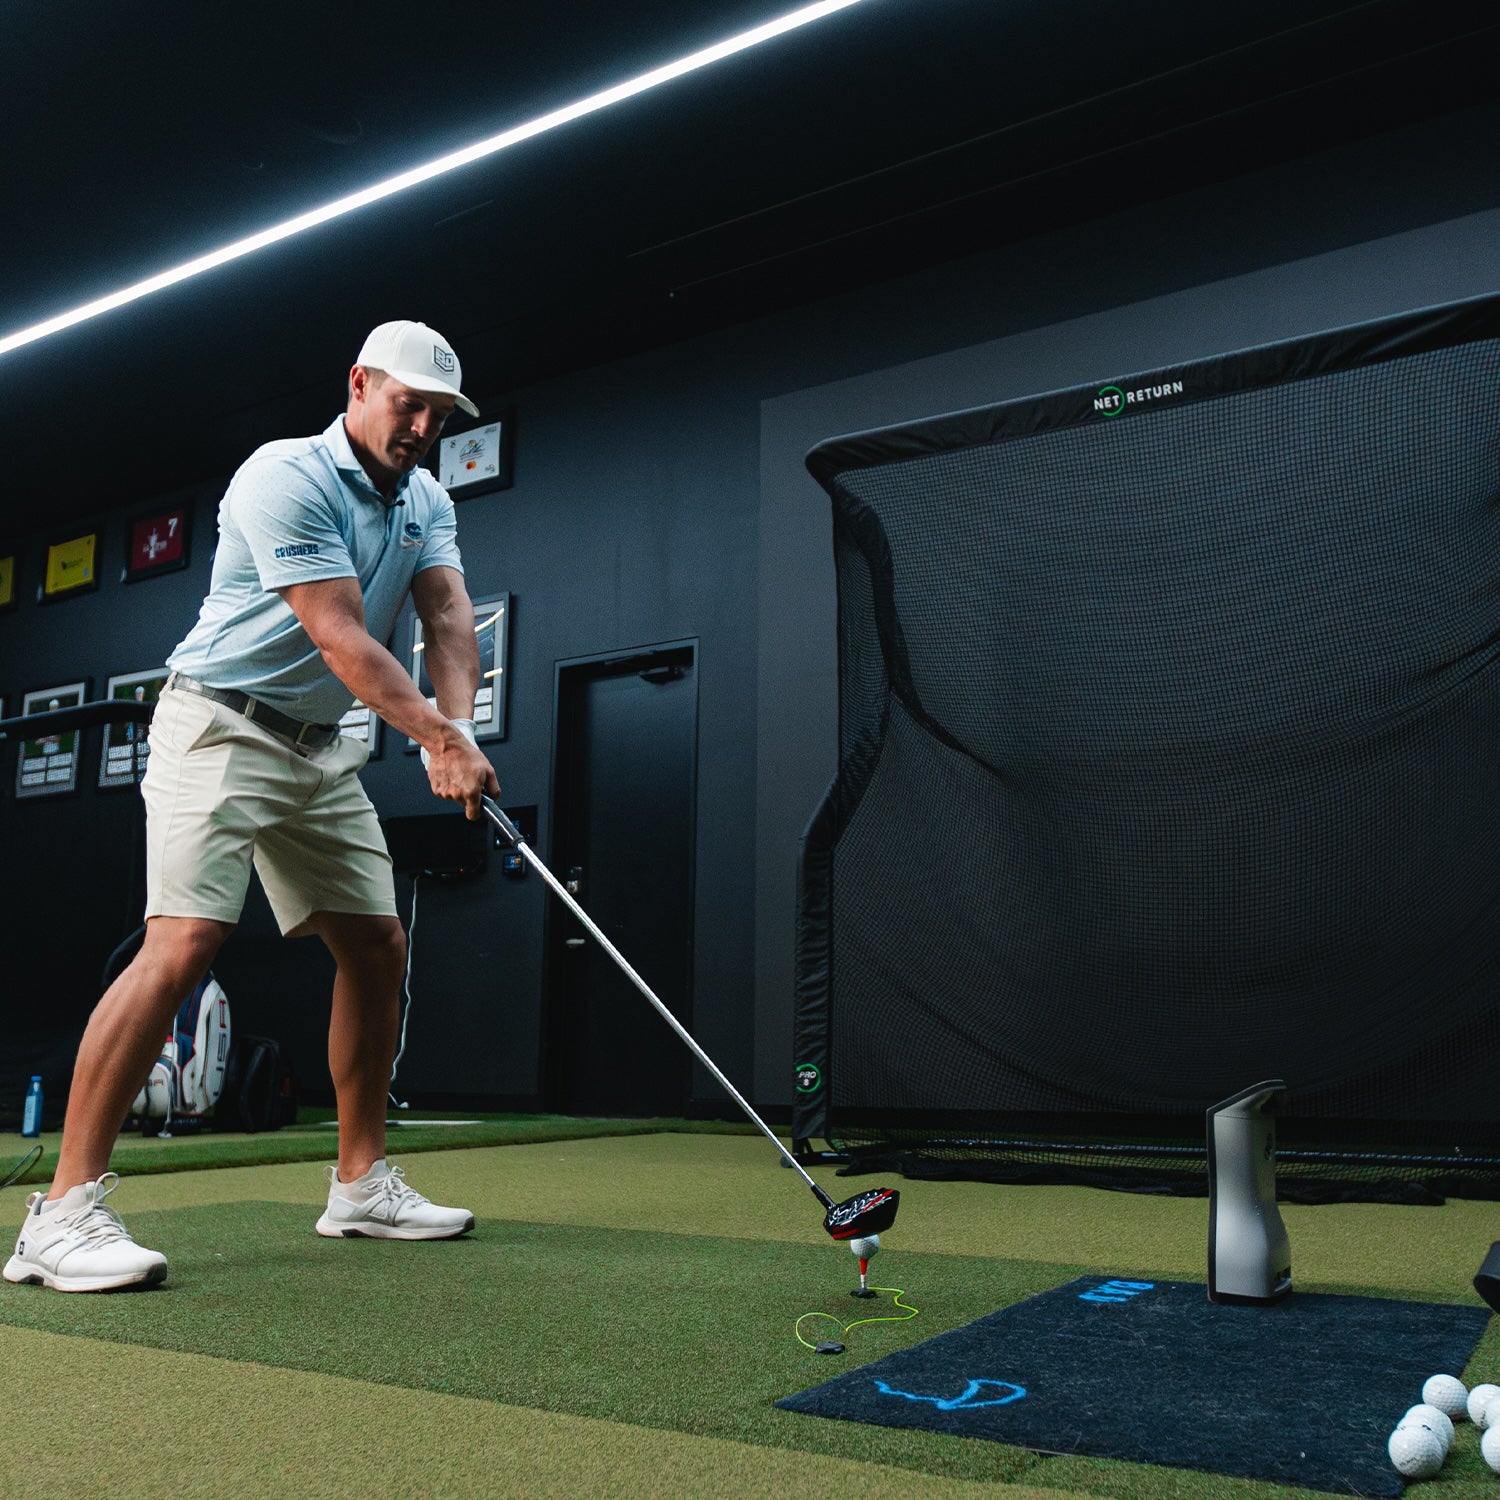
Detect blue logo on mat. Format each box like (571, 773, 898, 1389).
(1079, 1279, 1155, 1304)
(873, 1378, 1026, 1411)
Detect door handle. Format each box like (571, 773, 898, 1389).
(564, 937, 586, 948)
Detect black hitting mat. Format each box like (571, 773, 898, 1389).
(778, 1276, 1492, 1496)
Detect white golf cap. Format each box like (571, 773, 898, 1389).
(356, 320, 479, 417)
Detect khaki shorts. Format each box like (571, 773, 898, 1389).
(142, 686, 397, 938)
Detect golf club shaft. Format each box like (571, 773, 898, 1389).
(480, 797, 832, 1206)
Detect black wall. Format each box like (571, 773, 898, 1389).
(3, 100, 1499, 1119)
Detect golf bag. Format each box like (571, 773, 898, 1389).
(217, 1035, 298, 1133)
(129, 973, 232, 1134)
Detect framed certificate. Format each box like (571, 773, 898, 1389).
(15, 681, 89, 798)
(99, 668, 169, 789)
(338, 699, 383, 759)
(41, 531, 99, 603)
(123, 505, 191, 582)
(406, 592, 510, 748)
(436, 413, 514, 498)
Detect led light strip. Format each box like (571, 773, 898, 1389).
(0, 0, 865, 360)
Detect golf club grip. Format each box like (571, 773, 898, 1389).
(482, 796, 524, 847)
(477, 797, 822, 1196)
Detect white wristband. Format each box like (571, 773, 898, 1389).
(420, 717, 479, 769)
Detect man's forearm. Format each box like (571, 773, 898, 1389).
(405, 566, 482, 725)
(418, 596, 481, 723)
(316, 624, 458, 752)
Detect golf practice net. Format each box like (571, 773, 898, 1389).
(792, 293, 1500, 1202)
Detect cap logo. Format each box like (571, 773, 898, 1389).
(433, 346, 455, 373)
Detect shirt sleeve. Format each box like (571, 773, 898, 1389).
(413, 490, 465, 576)
(226, 453, 358, 592)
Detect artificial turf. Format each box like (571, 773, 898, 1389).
(0, 1326, 1090, 1500)
(1, 1134, 1496, 1498)
(2, 1110, 758, 1185)
(0, 1200, 1052, 1485)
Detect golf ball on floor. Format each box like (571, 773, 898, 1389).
(1402, 1404, 1454, 1451)
(1389, 1423, 1446, 1480)
(1468, 1382, 1500, 1428)
(1422, 1372, 1468, 1419)
(1483, 1424, 1500, 1474)
(847, 1234, 880, 1259)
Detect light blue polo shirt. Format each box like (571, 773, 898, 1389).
(168, 415, 464, 723)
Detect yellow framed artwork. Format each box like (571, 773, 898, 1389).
(0, 548, 16, 611)
(42, 530, 99, 603)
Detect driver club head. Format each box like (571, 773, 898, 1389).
(822, 1186, 900, 1240)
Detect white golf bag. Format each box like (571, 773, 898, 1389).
(130, 973, 232, 1134)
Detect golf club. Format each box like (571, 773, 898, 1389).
(479, 795, 899, 1241)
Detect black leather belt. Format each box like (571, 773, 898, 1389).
(166, 672, 341, 750)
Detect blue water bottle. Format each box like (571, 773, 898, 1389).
(21, 1077, 43, 1138)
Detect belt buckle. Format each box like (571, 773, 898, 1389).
(238, 696, 289, 740)
(296, 719, 335, 749)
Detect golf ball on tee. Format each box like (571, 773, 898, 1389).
(1402, 1404, 1454, 1451)
(847, 1235, 880, 1259)
(1389, 1423, 1446, 1480)
(1482, 1423, 1500, 1474)
(1468, 1382, 1500, 1428)
(1422, 1372, 1468, 1419)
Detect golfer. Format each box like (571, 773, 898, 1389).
(6, 320, 499, 1292)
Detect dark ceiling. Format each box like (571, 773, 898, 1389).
(5, 0, 1498, 531)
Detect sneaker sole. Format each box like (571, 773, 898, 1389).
(314, 1213, 475, 1241)
(3, 1256, 168, 1293)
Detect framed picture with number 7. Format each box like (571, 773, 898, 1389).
(123, 504, 191, 583)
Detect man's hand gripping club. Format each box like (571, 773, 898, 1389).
(421, 718, 499, 820)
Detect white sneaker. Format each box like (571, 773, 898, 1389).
(4, 1174, 168, 1292)
(315, 1159, 474, 1241)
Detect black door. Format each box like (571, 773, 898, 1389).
(547, 644, 696, 1115)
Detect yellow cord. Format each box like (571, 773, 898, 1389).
(795, 1286, 919, 1350)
